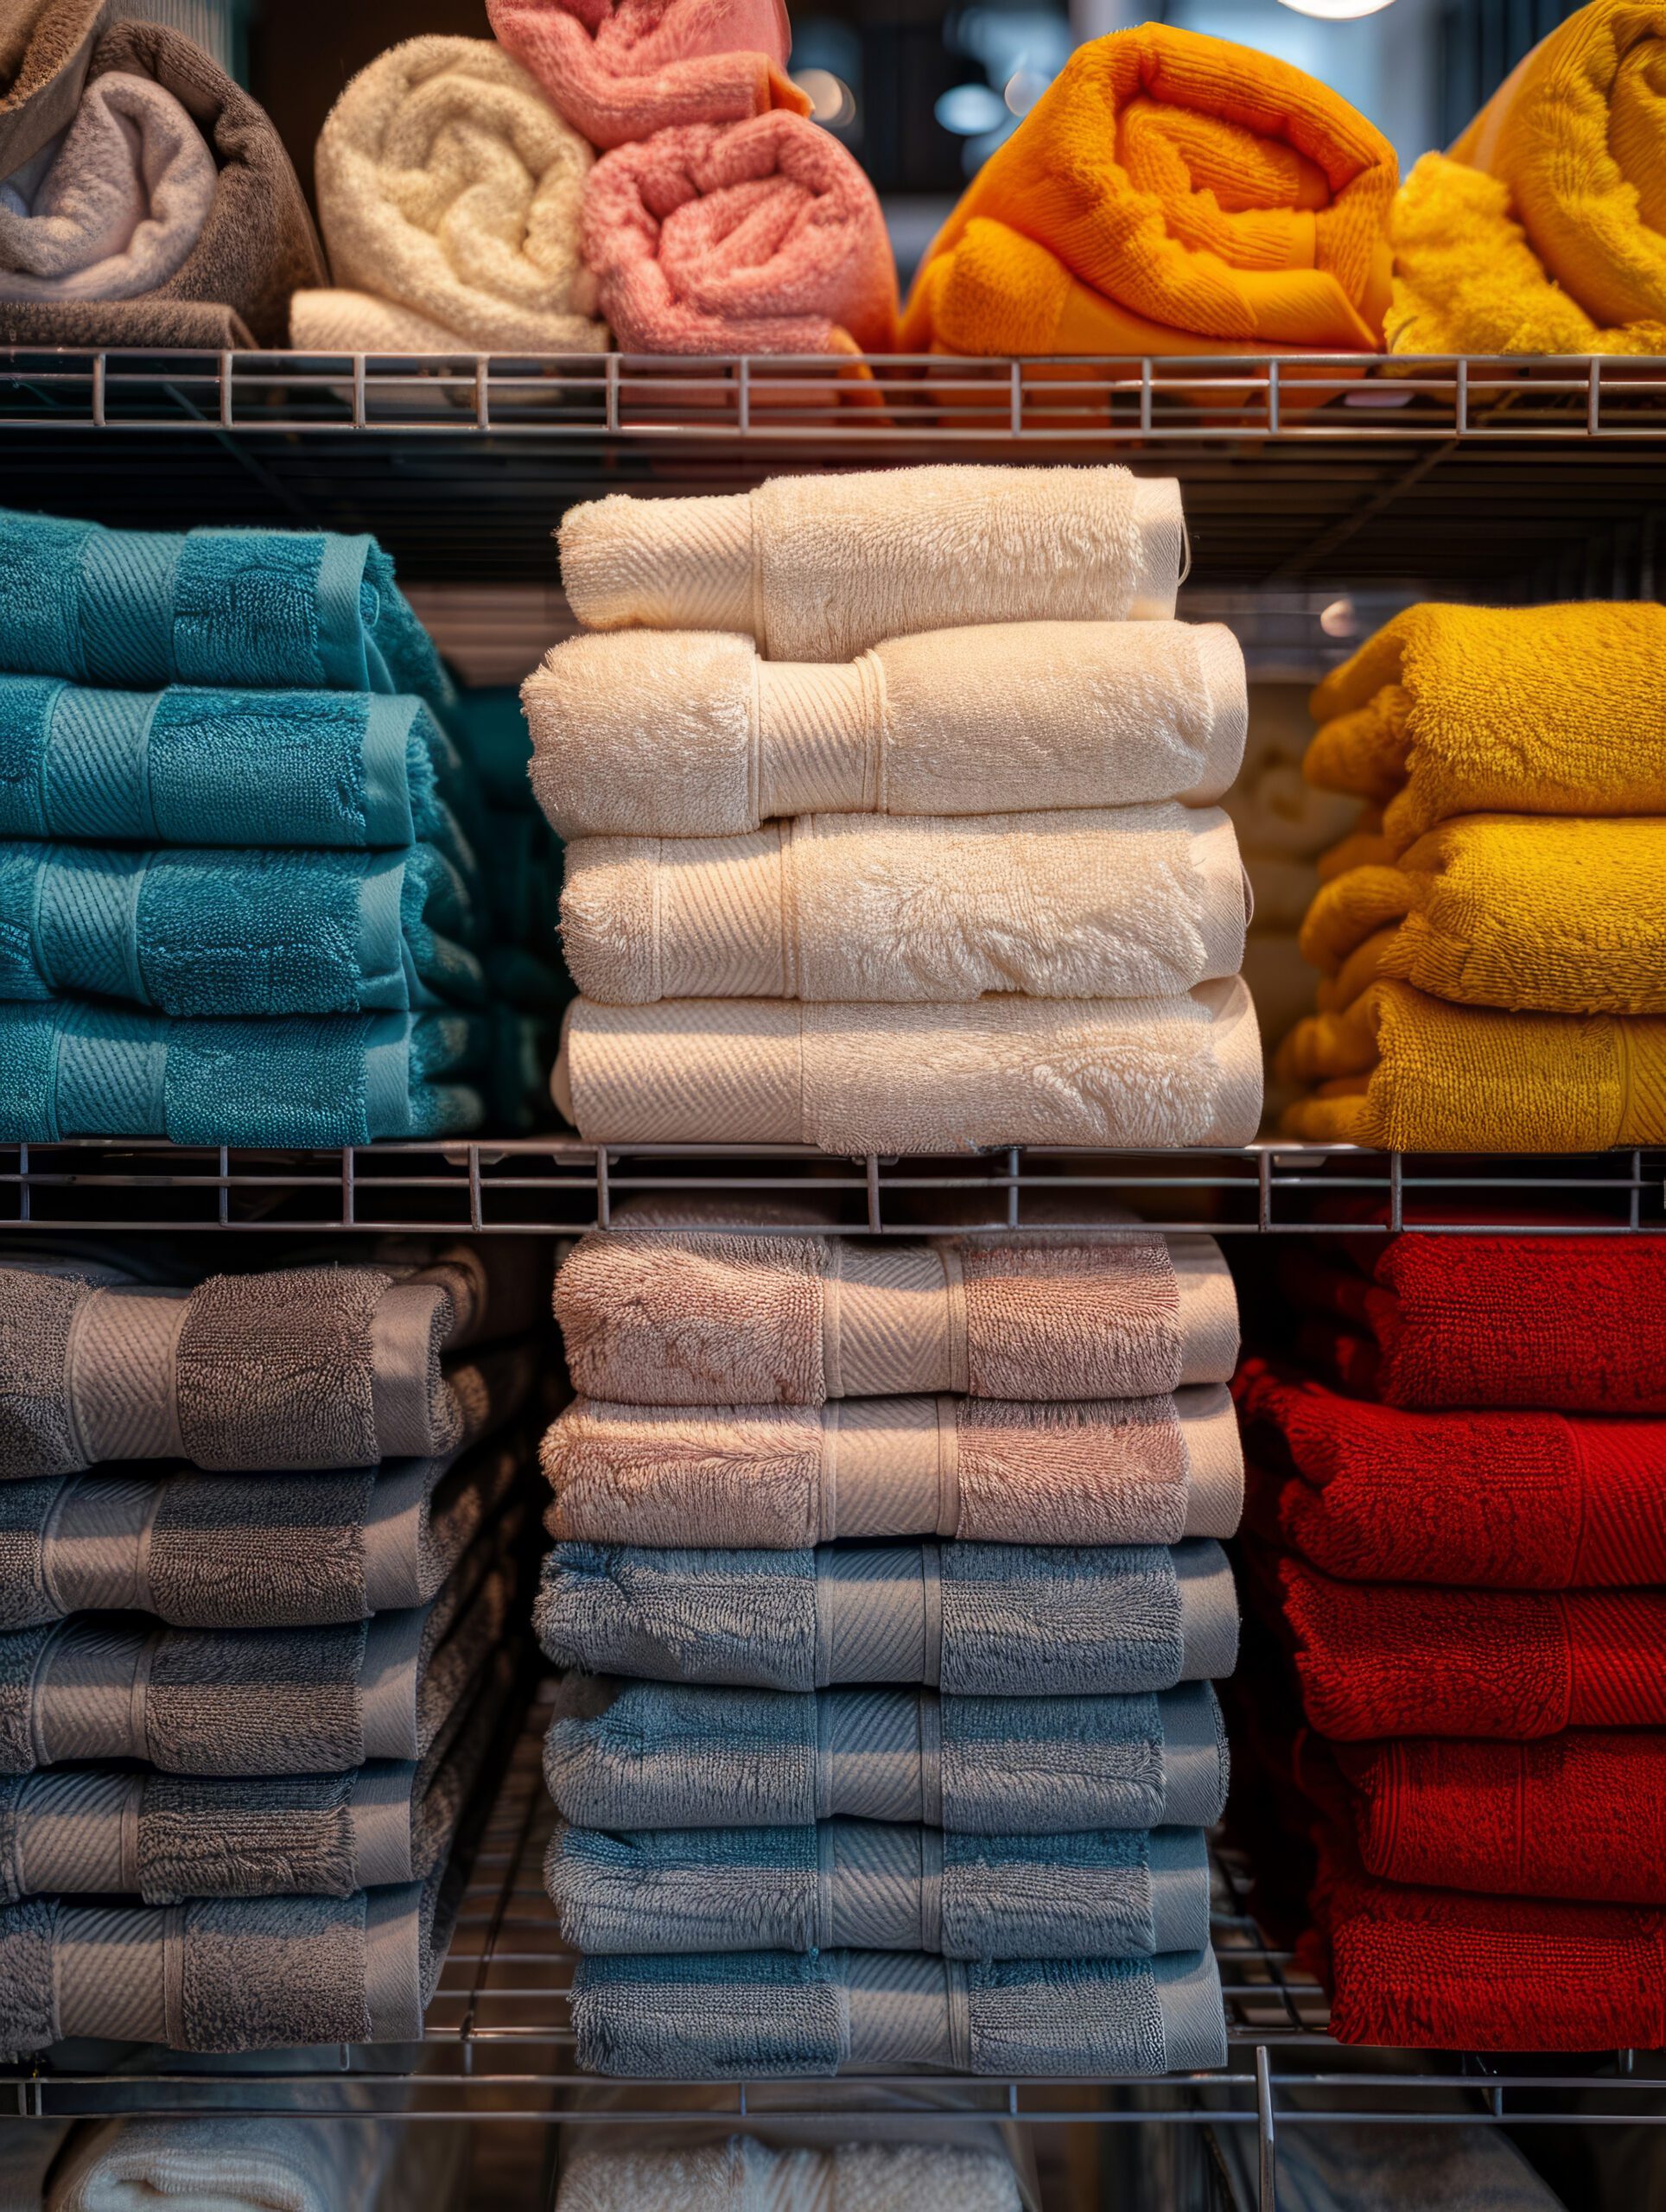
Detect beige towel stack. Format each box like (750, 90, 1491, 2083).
(528, 463, 1264, 1152)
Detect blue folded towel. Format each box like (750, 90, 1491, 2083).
(0, 843, 483, 1018)
(569, 1947, 1227, 2077)
(0, 512, 447, 702)
(537, 1540, 1238, 1695)
(0, 1003, 482, 1142)
(0, 681, 472, 862)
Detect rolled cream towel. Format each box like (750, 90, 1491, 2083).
(542, 1387, 1243, 1548)
(551, 980, 1263, 1152)
(561, 805, 1248, 1004)
(556, 2139, 1023, 2212)
(557, 465, 1185, 656)
(554, 1223, 1238, 1406)
(527, 620, 1244, 838)
(289, 38, 607, 356)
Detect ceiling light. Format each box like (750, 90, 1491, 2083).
(936, 81, 1008, 134)
(1276, 0, 1398, 16)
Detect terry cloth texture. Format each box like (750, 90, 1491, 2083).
(0, 3, 106, 175)
(569, 1944, 1227, 2076)
(536, 1537, 1238, 1694)
(547, 1818, 1211, 1960)
(554, 1224, 1240, 1407)
(0, 1001, 483, 1143)
(0, 842, 483, 1018)
(579, 114, 898, 357)
(551, 980, 1263, 1151)
(545, 1675, 1231, 1835)
(488, 0, 809, 151)
(1389, 0, 1666, 355)
(900, 26, 1396, 359)
(0, 510, 447, 702)
(48, 2116, 414, 2212)
(0, 18, 324, 347)
(556, 467, 1186, 656)
(1236, 1357, 1666, 1586)
(290, 37, 607, 356)
(554, 2139, 1024, 2212)
(541, 1386, 1243, 1548)
(558, 805, 1249, 1006)
(525, 620, 1247, 841)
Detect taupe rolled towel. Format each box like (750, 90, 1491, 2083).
(542, 1388, 1242, 1548)
(554, 1224, 1238, 1407)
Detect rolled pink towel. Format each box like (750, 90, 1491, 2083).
(580, 112, 898, 354)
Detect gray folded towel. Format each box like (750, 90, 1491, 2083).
(569, 1946, 1226, 2077)
(537, 1540, 1237, 1694)
(545, 1676, 1229, 1835)
(547, 1820, 1211, 1961)
(555, 2137, 1027, 2211)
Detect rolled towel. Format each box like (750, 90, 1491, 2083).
(560, 806, 1249, 1006)
(552, 981, 1262, 1151)
(569, 1944, 1226, 2076)
(537, 1537, 1238, 1694)
(579, 114, 897, 357)
(50, 2118, 418, 2212)
(556, 2139, 1023, 2212)
(488, 0, 810, 151)
(542, 1387, 1243, 1548)
(546, 1675, 1230, 1834)
(0, 509, 447, 701)
(555, 1223, 1239, 1407)
(558, 467, 1185, 655)
(289, 38, 606, 356)
(0, 1001, 483, 1144)
(548, 1819, 1211, 1960)
(526, 620, 1245, 841)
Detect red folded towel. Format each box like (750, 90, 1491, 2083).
(1335, 1732, 1666, 1905)
(1236, 1358, 1666, 1586)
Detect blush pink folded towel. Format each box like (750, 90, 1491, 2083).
(487, 0, 810, 151)
(579, 111, 899, 354)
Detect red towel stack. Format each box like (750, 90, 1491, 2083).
(1236, 1219, 1666, 2051)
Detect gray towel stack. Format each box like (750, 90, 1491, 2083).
(539, 1209, 1243, 2079)
(0, 1241, 542, 2057)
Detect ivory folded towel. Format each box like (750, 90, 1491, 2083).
(289, 39, 607, 356)
(527, 620, 1245, 839)
(546, 1674, 1230, 1834)
(537, 1537, 1238, 1694)
(556, 2139, 1023, 2212)
(557, 467, 1186, 656)
(548, 1819, 1211, 1959)
(579, 114, 898, 356)
(543, 1387, 1243, 1548)
(569, 1944, 1226, 2076)
(555, 1223, 1239, 1406)
(560, 806, 1249, 1006)
(49, 2117, 439, 2212)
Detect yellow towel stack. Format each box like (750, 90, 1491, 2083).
(1275, 601, 1666, 1152)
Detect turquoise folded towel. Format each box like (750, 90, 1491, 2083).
(448, 689, 533, 812)
(0, 681, 472, 862)
(0, 844, 483, 1018)
(0, 1003, 482, 1142)
(0, 511, 447, 702)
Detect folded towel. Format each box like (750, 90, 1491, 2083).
(0, 510, 446, 702)
(1389, 1, 1666, 356)
(0, 842, 482, 1019)
(555, 1222, 1239, 1407)
(547, 1675, 1230, 1834)
(0, 19, 325, 348)
(537, 1537, 1238, 1694)
(1304, 603, 1666, 855)
(570, 1944, 1226, 2076)
(557, 467, 1186, 658)
(579, 114, 897, 357)
(555, 2139, 1023, 2212)
(543, 1386, 1243, 1548)
(526, 620, 1245, 841)
(1236, 1357, 1666, 1586)
(289, 38, 606, 356)
(549, 1818, 1211, 1961)
(900, 27, 1395, 359)
(0, 1001, 482, 1144)
(49, 2116, 423, 2212)
(552, 981, 1263, 1152)
(560, 805, 1249, 1006)
(488, 0, 809, 151)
